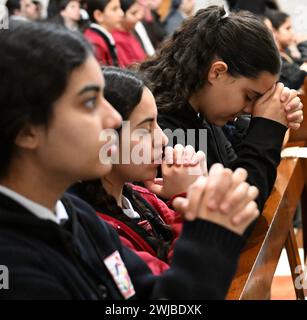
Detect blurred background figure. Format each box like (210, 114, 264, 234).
(83, 0, 124, 66)
(265, 9, 307, 90)
(6, 0, 41, 21)
(32, 0, 43, 17)
(140, 0, 166, 49)
(48, 0, 81, 31)
(133, 0, 155, 56)
(112, 0, 147, 67)
(226, 0, 279, 14)
(164, 0, 195, 37)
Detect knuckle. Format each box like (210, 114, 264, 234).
(196, 150, 206, 159)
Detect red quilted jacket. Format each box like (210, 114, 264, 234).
(97, 184, 184, 275)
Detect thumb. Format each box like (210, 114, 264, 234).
(275, 82, 285, 99)
(256, 83, 276, 105)
(280, 86, 290, 103)
(172, 197, 189, 215)
(144, 179, 164, 196)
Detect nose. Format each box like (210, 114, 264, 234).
(156, 124, 169, 147)
(161, 129, 169, 147)
(102, 97, 122, 130)
(243, 102, 253, 114)
(161, 129, 168, 147)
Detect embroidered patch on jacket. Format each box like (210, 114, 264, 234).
(104, 250, 135, 299)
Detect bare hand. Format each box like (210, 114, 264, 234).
(253, 83, 303, 130)
(144, 144, 207, 199)
(173, 164, 259, 235)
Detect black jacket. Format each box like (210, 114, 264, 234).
(298, 41, 307, 62)
(228, 0, 279, 13)
(280, 55, 307, 90)
(158, 103, 287, 213)
(0, 192, 244, 300)
(142, 11, 166, 49)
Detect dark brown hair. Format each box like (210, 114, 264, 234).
(139, 6, 281, 113)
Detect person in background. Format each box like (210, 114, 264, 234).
(6, 0, 40, 21)
(32, 0, 42, 18)
(227, 0, 279, 14)
(113, 0, 147, 67)
(164, 0, 194, 37)
(83, 0, 123, 66)
(265, 9, 307, 90)
(48, 0, 81, 31)
(133, 0, 155, 57)
(141, 0, 166, 49)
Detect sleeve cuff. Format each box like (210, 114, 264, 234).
(247, 117, 287, 145)
(181, 219, 245, 258)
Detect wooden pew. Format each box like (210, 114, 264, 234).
(289, 78, 307, 260)
(226, 78, 307, 300)
(227, 142, 307, 300)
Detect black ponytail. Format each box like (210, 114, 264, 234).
(72, 179, 123, 216)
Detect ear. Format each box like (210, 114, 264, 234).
(207, 61, 228, 84)
(93, 9, 104, 24)
(14, 124, 42, 151)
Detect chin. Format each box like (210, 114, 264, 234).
(131, 166, 156, 183)
(97, 163, 113, 178)
(78, 164, 112, 182)
(143, 167, 158, 181)
(212, 119, 227, 127)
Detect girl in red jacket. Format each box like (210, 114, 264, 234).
(74, 67, 258, 275)
(112, 0, 147, 67)
(83, 0, 123, 66)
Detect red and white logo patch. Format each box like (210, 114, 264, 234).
(104, 250, 135, 299)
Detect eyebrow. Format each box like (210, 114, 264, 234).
(136, 117, 155, 126)
(78, 85, 101, 96)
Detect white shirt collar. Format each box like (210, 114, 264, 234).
(0, 185, 69, 225)
(90, 23, 115, 45)
(122, 196, 140, 219)
(134, 22, 155, 56)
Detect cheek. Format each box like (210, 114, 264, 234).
(279, 32, 289, 42)
(222, 83, 248, 112)
(207, 88, 232, 115)
(42, 117, 109, 178)
(208, 90, 245, 121)
(128, 15, 136, 24)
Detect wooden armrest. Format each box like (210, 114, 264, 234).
(227, 144, 307, 299)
